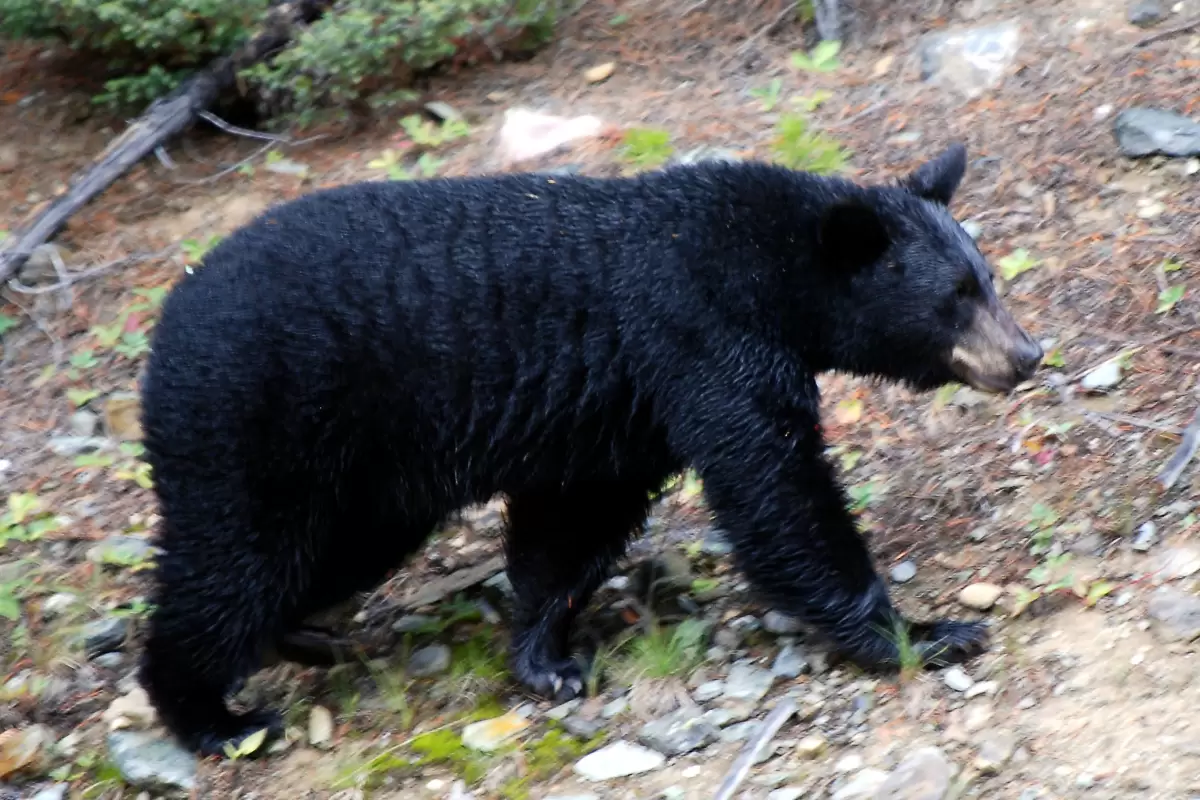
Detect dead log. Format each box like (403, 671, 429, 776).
(0, 0, 333, 283)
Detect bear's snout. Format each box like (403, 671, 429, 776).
(949, 303, 1042, 393)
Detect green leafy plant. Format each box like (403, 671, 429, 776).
(618, 127, 674, 172)
(790, 89, 833, 112)
(0, 314, 17, 336)
(770, 113, 849, 174)
(997, 248, 1040, 281)
(848, 481, 881, 514)
(1157, 284, 1185, 314)
(621, 619, 708, 681)
(1025, 502, 1059, 555)
(1042, 347, 1065, 368)
(790, 40, 841, 72)
(400, 114, 471, 148)
(181, 234, 223, 266)
(748, 78, 784, 111)
(0, 493, 61, 549)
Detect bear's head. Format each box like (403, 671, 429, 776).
(813, 143, 1043, 394)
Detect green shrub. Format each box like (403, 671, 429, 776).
(0, 0, 564, 121)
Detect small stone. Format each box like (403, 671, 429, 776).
(408, 644, 451, 677)
(965, 680, 998, 699)
(943, 666, 974, 692)
(562, 715, 604, 739)
(601, 697, 628, 719)
(573, 740, 665, 781)
(29, 785, 68, 800)
(82, 618, 129, 658)
(1081, 359, 1123, 391)
(832, 768, 889, 799)
(41, 593, 77, 620)
(890, 561, 917, 583)
(672, 146, 741, 167)
(1147, 586, 1200, 642)
(1132, 521, 1158, 552)
(462, 710, 531, 752)
(958, 583, 1003, 610)
(719, 720, 760, 743)
(1113, 108, 1200, 158)
(546, 699, 580, 721)
(392, 614, 437, 633)
(308, 705, 334, 748)
(584, 62, 616, 83)
(796, 733, 828, 758)
(1136, 200, 1166, 219)
(637, 708, 720, 756)
(107, 731, 198, 793)
(1128, 0, 1166, 27)
(960, 220, 983, 240)
(1155, 546, 1200, 579)
(68, 410, 99, 437)
(917, 21, 1022, 99)
(694, 680, 725, 702)
(102, 688, 157, 731)
(772, 644, 810, 679)
(836, 754, 865, 772)
(0, 144, 18, 174)
(722, 663, 775, 703)
(48, 436, 110, 457)
(87, 535, 156, 567)
(700, 533, 732, 556)
(714, 628, 742, 649)
(762, 610, 803, 635)
(93, 653, 124, 669)
(974, 730, 1016, 774)
(768, 789, 804, 800)
(423, 101, 463, 122)
(873, 746, 953, 798)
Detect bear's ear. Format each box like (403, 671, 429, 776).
(816, 199, 892, 274)
(902, 143, 967, 205)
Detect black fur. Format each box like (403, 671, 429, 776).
(138, 147, 1031, 756)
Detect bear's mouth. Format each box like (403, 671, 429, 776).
(947, 305, 1043, 394)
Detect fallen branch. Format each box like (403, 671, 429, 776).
(1129, 14, 1200, 49)
(396, 555, 507, 611)
(713, 699, 797, 800)
(0, 0, 334, 283)
(1157, 405, 1200, 491)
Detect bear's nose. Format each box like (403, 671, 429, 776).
(1014, 337, 1043, 379)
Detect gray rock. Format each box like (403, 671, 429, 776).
(48, 436, 110, 456)
(638, 708, 720, 756)
(700, 532, 732, 557)
(601, 696, 628, 719)
(832, 768, 889, 799)
(562, 715, 605, 739)
(546, 699, 580, 720)
(408, 644, 451, 676)
(873, 746, 953, 799)
(694, 680, 725, 702)
(960, 220, 983, 240)
(481, 570, 513, 601)
(1132, 520, 1158, 552)
(768, 789, 804, 800)
(93, 653, 124, 669)
(29, 785, 68, 800)
(392, 614, 437, 634)
(719, 720, 761, 743)
(943, 666, 974, 692)
(1114, 108, 1200, 158)
(107, 730, 198, 793)
(1081, 359, 1123, 391)
(82, 617, 129, 658)
(68, 410, 99, 437)
(41, 592, 77, 619)
(974, 730, 1017, 774)
(918, 21, 1021, 98)
(673, 146, 741, 166)
(87, 535, 156, 566)
(762, 610, 803, 635)
(714, 627, 742, 649)
(772, 644, 810, 679)
(1147, 586, 1200, 641)
(890, 561, 917, 583)
(723, 663, 775, 703)
(573, 740, 665, 781)
(1128, 0, 1165, 26)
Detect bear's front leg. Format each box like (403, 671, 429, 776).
(677, 392, 987, 670)
(503, 482, 657, 701)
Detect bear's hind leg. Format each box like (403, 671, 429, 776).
(504, 482, 655, 701)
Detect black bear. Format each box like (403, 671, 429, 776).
(137, 143, 1042, 756)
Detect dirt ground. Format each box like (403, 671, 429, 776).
(2, 0, 1200, 798)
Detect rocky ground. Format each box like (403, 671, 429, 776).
(2, 0, 1200, 798)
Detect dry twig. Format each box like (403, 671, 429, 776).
(713, 699, 797, 800)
